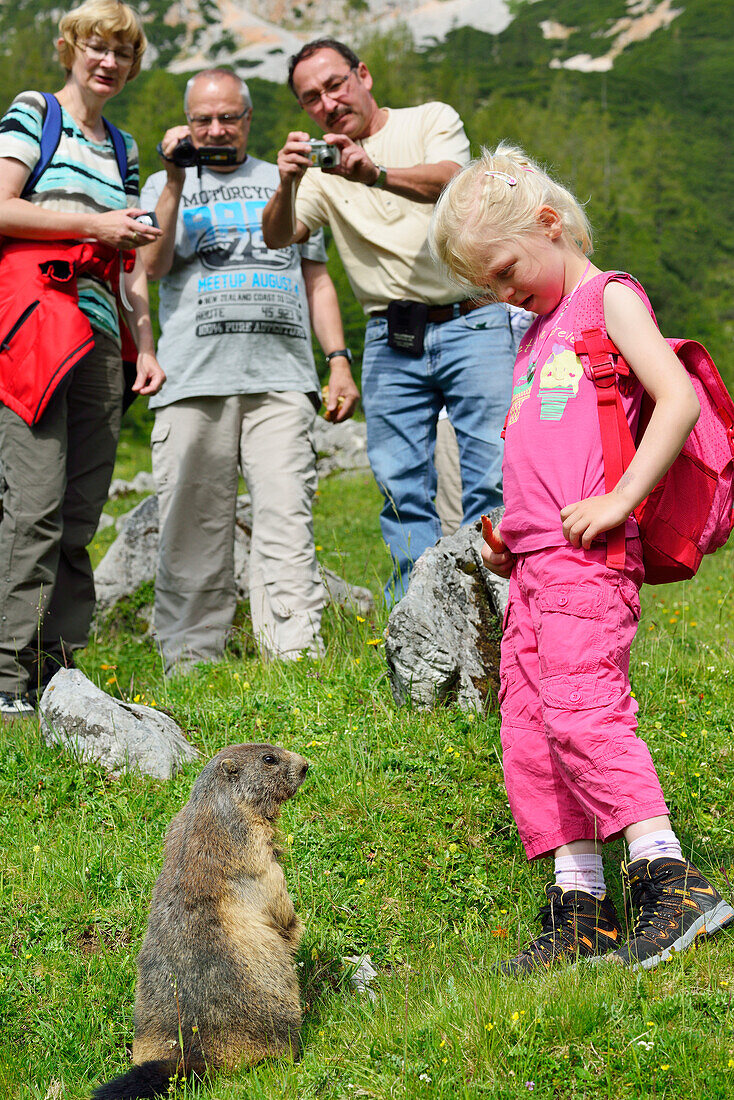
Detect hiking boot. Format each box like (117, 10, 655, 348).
(613, 856, 734, 970)
(0, 691, 35, 720)
(498, 884, 623, 976)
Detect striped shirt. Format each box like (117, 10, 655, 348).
(0, 90, 139, 343)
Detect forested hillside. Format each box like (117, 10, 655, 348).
(0, 0, 731, 384)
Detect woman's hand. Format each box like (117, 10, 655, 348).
(89, 208, 162, 250)
(131, 350, 165, 395)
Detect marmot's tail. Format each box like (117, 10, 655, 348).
(91, 1059, 181, 1099)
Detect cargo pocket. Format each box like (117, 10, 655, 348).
(535, 582, 606, 678)
(618, 576, 641, 623)
(540, 671, 619, 711)
(149, 419, 171, 488)
(536, 584, 626, 714)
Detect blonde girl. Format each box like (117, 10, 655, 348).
(430, 144, 734, 973)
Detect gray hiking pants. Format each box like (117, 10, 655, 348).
(0, 331, 123, 694)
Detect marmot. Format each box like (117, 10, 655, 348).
(93, 742, 309, 1099)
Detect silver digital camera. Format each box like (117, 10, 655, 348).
(306, 139, 340, 168)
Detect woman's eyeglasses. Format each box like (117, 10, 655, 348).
(81, 40, 136, 66)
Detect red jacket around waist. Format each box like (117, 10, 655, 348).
(0, 239, 135, 425)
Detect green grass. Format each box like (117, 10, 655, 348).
(1, 431, 733, 1099)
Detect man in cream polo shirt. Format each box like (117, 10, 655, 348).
(263, 38, 527, 602)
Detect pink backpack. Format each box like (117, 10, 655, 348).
(573, 272, 734, 584)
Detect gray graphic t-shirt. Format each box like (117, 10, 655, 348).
(142, 156, 326, 408)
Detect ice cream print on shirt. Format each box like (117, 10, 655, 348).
(182, 192, 308, 341)
(538, 345, 584, 421)
(507, 361, 536, 427)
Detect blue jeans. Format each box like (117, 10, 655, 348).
(362, 302, 526, 603)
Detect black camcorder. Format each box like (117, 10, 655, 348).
(156, 137, 240, 169)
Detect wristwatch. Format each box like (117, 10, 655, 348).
(325, 349, 352, 364)
(368, 164, 388, 189)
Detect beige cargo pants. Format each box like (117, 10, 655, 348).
(151, 391, 326, 672)
(434, 414, 463, 537)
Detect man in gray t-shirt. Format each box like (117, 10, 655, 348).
(142, 68, 358, 671)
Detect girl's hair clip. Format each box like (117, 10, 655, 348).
(484, 170, 517, 186)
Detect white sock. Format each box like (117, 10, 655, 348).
(628, 829, 683, 865)
(554, 853, 606, 899)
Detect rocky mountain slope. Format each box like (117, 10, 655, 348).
(1, 0, 686, 80)
(159, 0, 685, 79)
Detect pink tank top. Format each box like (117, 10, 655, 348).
(501, 271, 648, 553)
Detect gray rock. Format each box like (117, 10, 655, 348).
(107, 470, 157, 499)
(313, 417, 370, 478)
(94, 492, 373, 619)
(94, 493, 161, 614)
(384, 510, 508, 710)
(40, 668, 198, 778)
(344, 953, 378, 1001)
(320, 565, 374, 616)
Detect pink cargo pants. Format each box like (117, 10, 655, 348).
(499, 540, 669, 860)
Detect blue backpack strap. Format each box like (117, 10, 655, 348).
(21, 95, 128, 195)
(103, 117, 129, 185)
(21, 92, 62, 198)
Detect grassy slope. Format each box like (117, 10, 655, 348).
(1, 443, 733, 1100)
(0, 7, 731, 1091)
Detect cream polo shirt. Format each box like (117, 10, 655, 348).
(295, 101, 470, 314)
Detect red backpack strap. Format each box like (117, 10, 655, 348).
(573, 273, 638, 571)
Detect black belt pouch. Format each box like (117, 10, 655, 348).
(386, 299, 429, 357)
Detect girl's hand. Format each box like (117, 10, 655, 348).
(560, 491, 634, 549)
(89, 208, 162, 250)
(482, 544, 516, 578)
(132, 351, 166, 396)
(481, 514, 505, 553)
(480, 515, 515, 577)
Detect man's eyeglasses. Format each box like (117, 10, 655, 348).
(187, 110, 249, 130)
(81, 40, 136, 65)
(298, 68, 356, 109)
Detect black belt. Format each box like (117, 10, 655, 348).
(370, 299, 490, 324)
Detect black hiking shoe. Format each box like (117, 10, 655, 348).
(613, 856, 734, 970)
(498, 884, 623, 976)
(0, 691, 35, 720)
